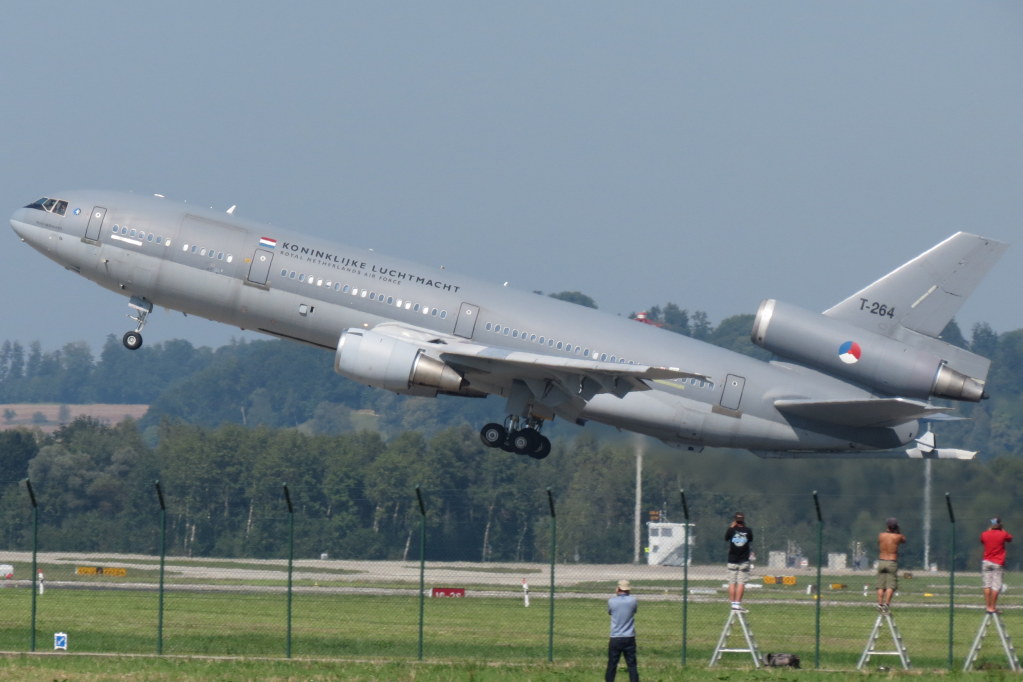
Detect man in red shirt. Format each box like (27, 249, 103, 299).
(981, 518, 1012, 613)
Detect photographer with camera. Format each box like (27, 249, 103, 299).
(875, 517, 906, 613)
(725, 512, 753, 612)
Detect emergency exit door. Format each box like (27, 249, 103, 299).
(247, 249, 274, 285)
(84, 206, 106, 242)
(454, 303, 480, 338)
(720, 374, 746, 411)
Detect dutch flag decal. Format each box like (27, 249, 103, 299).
(838, 341, 862, 364)
(259, 237, 277, 248)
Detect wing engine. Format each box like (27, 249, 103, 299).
(334, 328, 482, 397)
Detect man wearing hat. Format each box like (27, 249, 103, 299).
(981, 517, 1012, 613)
(605, 579, 639, 682)
(876, 517, 906, 613)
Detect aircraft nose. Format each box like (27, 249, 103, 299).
(10, 207, 32, 240)
(10, 207, 51, 253)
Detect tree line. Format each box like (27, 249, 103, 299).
(0, 417, 1019, 570)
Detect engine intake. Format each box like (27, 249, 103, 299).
(334, 329, 467, 397)
(751, 299, 986, 402)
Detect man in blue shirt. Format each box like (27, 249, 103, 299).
(605, 579, 639, 682)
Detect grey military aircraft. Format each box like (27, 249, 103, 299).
(11, 191, 1008, 459)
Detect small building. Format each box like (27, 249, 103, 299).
(647, 522, 695, 566)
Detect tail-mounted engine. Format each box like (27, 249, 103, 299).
(334, 329, 469, 397)
(751, 299, 987, 402)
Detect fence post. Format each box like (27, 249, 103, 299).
(24, 479, 37, 652)
(416, 486, 426, 661)
(547, 487, 556, 663)
(283, 483, 294, 658)
(813, 490, 823, 669)
(946, 492, 956, 670)
(154, 480, 167, 655)
(680, 489, 690, 666)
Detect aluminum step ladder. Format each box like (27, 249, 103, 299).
(709, 609, 761, 667)
(857, 608, 911, 670)
(964, 611, 1020, 671)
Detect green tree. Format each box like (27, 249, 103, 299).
(548, 291, 598, 309)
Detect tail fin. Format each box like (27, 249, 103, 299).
(824, 232, 1008, 338)
(752, 233, 1007, 401)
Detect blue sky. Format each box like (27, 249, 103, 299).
(3, 2, 1020, 352)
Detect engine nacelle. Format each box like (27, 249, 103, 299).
(334, 329, 467, 397)
(751, 299, 986, 402)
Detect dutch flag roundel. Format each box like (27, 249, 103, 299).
(838, 341, 862, 364)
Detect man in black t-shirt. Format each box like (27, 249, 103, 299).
(725, 512, 753, 611)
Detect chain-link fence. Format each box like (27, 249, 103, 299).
(0, 481, 1017, 672)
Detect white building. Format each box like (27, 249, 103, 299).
(647, 522, 695, 566)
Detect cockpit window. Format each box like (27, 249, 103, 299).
(25, 197, 68, 216)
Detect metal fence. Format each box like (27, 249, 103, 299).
(0, 480, 1018, 672)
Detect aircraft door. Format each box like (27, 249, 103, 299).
(85, 207, 106, 242)
(247, 249, 274, 285)
(720, 374, 746, 411)
(454, 303, 480, 338)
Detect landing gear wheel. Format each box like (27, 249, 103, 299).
(511, 428, 540, 454)
(530, 437, 552, 460)
(122, 331, 143, 350)
(480, 423, 507, 448)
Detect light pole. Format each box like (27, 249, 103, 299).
(634, 436, 644, 564)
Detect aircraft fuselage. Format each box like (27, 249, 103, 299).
(12, 191, 1001, 458)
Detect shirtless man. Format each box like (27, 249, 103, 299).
(876, 517, 906, 613)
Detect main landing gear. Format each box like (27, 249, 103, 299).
(122, 296, 153, 350)
(480, 418, 552, 459)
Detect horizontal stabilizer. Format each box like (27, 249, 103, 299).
(757, 427, 977, 459)
(753, 447, 976, 460)
(905, 429, 977, 460)
(774, 397, 948, 428)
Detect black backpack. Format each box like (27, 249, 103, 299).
(764, 652, 801, 668)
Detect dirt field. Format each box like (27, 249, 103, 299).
(0, 404, 148, 433)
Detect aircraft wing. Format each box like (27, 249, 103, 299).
(774, 397, 949, 428)
(369, 322, 707, 400)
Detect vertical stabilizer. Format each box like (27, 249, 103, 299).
(824, 232, 1008, 339)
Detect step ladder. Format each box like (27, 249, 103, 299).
(964, 611, 1020, 671)
(709, 609, 761, 667)
(857, 608, 911, 670)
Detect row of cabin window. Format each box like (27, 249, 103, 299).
(277, 268, 449, 319)
(112, 224, 174, 247)
(483, 321, 627, 363)
(180, 242, 234, 263)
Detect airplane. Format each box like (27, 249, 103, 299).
(10, 191, 1008, 460)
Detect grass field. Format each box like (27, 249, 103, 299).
(3, 654, 981, 682)
(0, 554, 1018, 679)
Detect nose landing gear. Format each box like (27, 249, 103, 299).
(122, 296, 153, 350)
